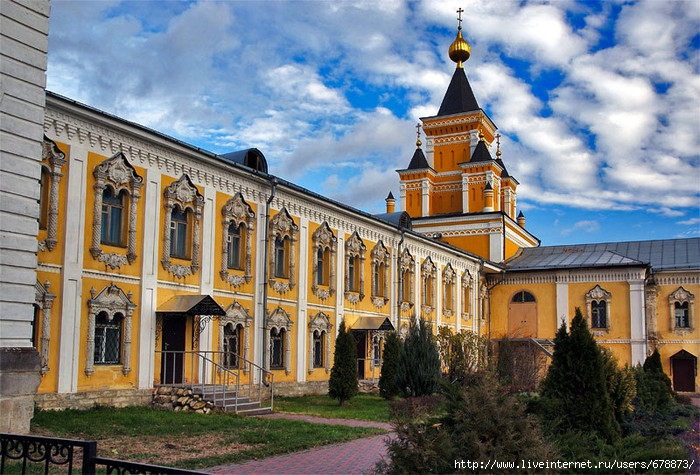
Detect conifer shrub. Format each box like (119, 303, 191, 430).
(601, 347, 636, 423)
(328, 320, 358, 406)
(634, 349, 673, 412)
(496, 336, 514, 386)
(396, 319, 441, 397)
(538, 308, 620, 443)
(378, 372, 555, 474)
(378, 331, 401, 400)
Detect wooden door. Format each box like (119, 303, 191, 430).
(353, 331, 366, 380)
(508, 302, 537, 338)
(161, 317, 186, 384)
(672, 357, 695, 392)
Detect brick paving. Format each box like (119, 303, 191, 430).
(205, 413, 393, 475)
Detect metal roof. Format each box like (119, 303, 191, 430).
(504, 238, 700, 272)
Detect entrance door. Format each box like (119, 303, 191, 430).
(353, 331, 366, 380)
(508, 291, 537, 338)
(671, 353, 696, 392)
(161, 316, 186, 384)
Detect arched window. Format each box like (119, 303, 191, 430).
(675, 302, 689, 328)
(90, 152, 142, 267)
(669, 287, 695, 334)
(227, 222, 243, 269)
(344, 232, 366, 303)
(94, 311, 122, 365)
(591, 300, 607, 329)
(421, 257, 437, 315)
(220, 301, 252, 371)
(220, 193, 255, 286)
(308, 312, 332, 373)
(223, 323, 242, 368)
(86, 283, 136, 376)
(267, 307, 293, 373)
(585, 285, 611, 333)
(398, 248, 415, 312)
(170, 205, 190, 259)
(270, 328, 285, 369)
(161, 175, 204, 278)
(370, 242, 390, 309)
(101, 187, 126, 246)
(311, 223, 336, 299)
(443, 264, 456, 317)
(268, 208, 298, 293)
(511, 291, 536, 303)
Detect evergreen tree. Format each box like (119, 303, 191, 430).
(396, 319, 441, 397)
(378, 331, 401, 400)
(496, 336, 514, 386)
(635, 349, 673, 411)
(328, 320, 358, 406)
(539, 308, 620, 443)
(601, 347, 636, 423)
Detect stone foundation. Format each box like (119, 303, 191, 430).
(151, 387, 216, 414)
(35, 388, 152, 411)
(0, 348, 41, 434)
(273, 380, 328, 397)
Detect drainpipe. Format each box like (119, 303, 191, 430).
(261, 177, 278, 370)
(396, 228, 405, 335)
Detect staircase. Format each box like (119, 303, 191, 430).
(199, 385, 272, 415)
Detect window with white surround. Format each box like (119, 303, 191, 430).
(585, 285, 611, 333)
(669, 287, 695, 335)
(267, 307, 293, 373)
(461, 270, 472, 320)
(398, 248, 415, 312)
(220, 193, 255, 287)
(370, 241, 390, 308)
(443, 264, 456, 317)
(345, 232, 366, 303)
(421, 257, 437, 315)
(308, 312, 332, 373)
(268, 208, 298, 293)
(90, 152, 143, 269)
(220, 301, 252, 370)
(86, 283, 136, 376)
(311, 223, 337, 300)
(161, 175, 204, 278)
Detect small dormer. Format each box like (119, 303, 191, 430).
(219, 148, 268, 174)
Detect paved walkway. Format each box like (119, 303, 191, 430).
(205, 414, 393, 475)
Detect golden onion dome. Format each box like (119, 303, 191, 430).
(448, 26, 471, 68)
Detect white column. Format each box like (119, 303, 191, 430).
(296, 218, 309, 381)
(199, 187, 216, 356)
(421, 179, 430, 216)
(629, 279, 647, 365)
(137, 171, 161, 389)
(556, 274, 569, 330)
(57, 146, 87, 393)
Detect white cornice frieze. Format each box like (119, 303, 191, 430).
(499, 267, 649, 285)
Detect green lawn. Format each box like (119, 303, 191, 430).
(29, 404, 387, 471)
(274, 393, 392, 422)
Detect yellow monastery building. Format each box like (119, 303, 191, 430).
(1, 2, 697, 426)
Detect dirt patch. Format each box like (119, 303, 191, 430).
(30, 427, 253, 468)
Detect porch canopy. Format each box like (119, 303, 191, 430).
(350, 317, 395, 331)
(156, 295, 226, 316)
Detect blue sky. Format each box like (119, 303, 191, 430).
(46, 0, 699, 246)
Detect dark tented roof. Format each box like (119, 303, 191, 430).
(504, 238, 700, 272)
(406, 147, 431, 170)
(219, 148, 268, 173)
(437, 67, 480, 116)
(469, 140, 492, 163)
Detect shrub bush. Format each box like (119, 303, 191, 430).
(328, 320, 358, 406)
(378, 331, 401, 400)
(396, 319, 441, 397)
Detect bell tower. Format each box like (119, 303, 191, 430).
(397, 9, 538, 262)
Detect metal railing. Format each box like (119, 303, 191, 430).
(156, 350, 273, 413)
(0, 432, 205, 474)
